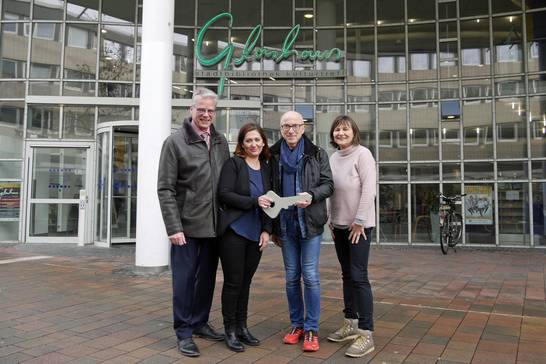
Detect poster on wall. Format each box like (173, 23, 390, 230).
(464, 185, 493, 225)
(0, 183, 20, 220)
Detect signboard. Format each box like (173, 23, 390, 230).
(195, 12, 345, 96)
(464, 185, 493, 225)
(0, 183, 20, 220)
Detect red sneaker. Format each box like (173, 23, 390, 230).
(283, 327, 304, 344)
(302, 330, 319, 352)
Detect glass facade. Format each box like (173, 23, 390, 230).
(0, 0, 545, 247)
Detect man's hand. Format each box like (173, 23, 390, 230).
(295, 192, 312, 208)
(259, 232, 269, 251)
(271, 234, 282, 247)
(169, 232, 187, 245)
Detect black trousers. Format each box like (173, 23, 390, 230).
(218, 228, 262, 329)
(171, 237, 218, 340)
(333, 227, 374, 331)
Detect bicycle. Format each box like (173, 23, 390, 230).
(439, 193, 465, 255)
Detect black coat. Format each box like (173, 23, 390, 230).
(269, 134, 334, 237)
(157, 118, 230, 237)
(217, 156, 273, 238)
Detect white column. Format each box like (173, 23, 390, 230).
(135, 0, 174, 271)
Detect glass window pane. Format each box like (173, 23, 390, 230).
(378, 26, 405, 82)
(498, 161, 528, 179)
(348, 84, 374, 102)
(347, 0, 374, 25)
(27, 104, 60, 138)
(443, 163, 461, 180)
(0, 101, 24, 158)
(64, 24, 98, 80)
(316, 85, 344, 103)
(377, 0, 404, 24)
(410, 102, 439, 161)
(295, 10, 314, 27)
(63, 81, 95, 96)
(227, 109, 260, 143)
(461, 18, 491, 77)
(407, 0, 435, 22)
(526, 11, 546, 73)
(197, 0, 228, 26)
(379, 184, 408, 242)
(2, 0, 30, 19)
(495, 97, 527, 159)
(98, 82, 132, 97)
(532, 182, 546, 246)
(174, 0, 194, 26)
(0, 81, 25, 98)
(173, 28, 194, 83)
(529, 96, 546, 158)
(264, 0, 291, 26)
(439, 1, 457, 19)
(441, 121, 461, 160)
(63, 106, 95, 139)
(33, 0, 64, 20)
(347, 28, 374, 82)
(316, 105, 342, 150)
(498, 182, 530, 245)
(231, 0, 261, 26)
(1, 23, 29, 78)
(229, 85, 260, 101)
(316, 0, 343, 26)
(493, 16, 523, 75)
(100, 25, 135, 81)
(411, 164, 439, 180)
(463, 101, 493, 159)
(30, 203, 79, 236)
(492, 0, 522, 13)
(440, 41, 458, 79)
(379, 107, 407, 161)
(0, 181, 21, 240)
(102, 0, 135, 23)
(531, 161, 546, 179)
(459, 0, 488, 17)
(28, 81, 60, 95)
(67, 0, 99, 21)
(408, 24, 437, 81)
(98, 106, 132, 122)
(464, 162, 494, 180)
(294, 84, 313, 103)
(412, 184, 440, 243)
(195, 29, 228, 71)
(348, 105, 376, 156)
(526, 0, 546, 10)
(379, 164, 407, 181)
(464, 184, 495, 244)
(0, 161, 21, 178)
(495, 76, 525, 96)
(410, 83, 437, 101)
(30, 23, 62, 79)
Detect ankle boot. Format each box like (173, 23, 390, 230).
(225, 328, 245, 352)
(236, 326, 260, 346)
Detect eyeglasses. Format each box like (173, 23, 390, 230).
(194, 108, 216, 115)
(281, 123, 304, 131)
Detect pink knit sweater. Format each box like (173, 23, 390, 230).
(329, 145, 376, 228)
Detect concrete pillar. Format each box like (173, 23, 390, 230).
(135, 0, 174, 272)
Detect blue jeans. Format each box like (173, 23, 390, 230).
(281, 232, 322, 332)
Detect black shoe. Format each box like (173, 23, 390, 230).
(225, 331, 245, 352)
(178, 338, 200, 357)
(193, 323, 225, 341)
(237, 327, 260, 346)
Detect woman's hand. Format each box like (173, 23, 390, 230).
(348, 223, 366, 244)
(259, 232, 270, 251)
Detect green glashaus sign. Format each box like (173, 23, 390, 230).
(196, 12, 344, 96)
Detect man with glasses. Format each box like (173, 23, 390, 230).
(158, 88, 230, 358)
(269, 111, 333, 352)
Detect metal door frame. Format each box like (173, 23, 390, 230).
(24, 141, 95, 243)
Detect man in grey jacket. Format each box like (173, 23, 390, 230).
(157, 88, 230, 358)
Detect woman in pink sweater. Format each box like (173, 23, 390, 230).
(326, 115, 377, 358)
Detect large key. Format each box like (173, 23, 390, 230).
(262, 190, 312, 218)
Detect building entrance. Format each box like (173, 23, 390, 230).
(96, 122, 138, 247)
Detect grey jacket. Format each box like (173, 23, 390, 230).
(270, 135, 334, 237)
(157, 118, 230, 238)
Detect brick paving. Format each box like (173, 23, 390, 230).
(0, 243, 545, 363)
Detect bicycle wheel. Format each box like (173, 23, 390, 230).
(450, 213, 463, 246)
(440, 218, 450, 255)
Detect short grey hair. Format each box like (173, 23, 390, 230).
(192, 88, 218, 106)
